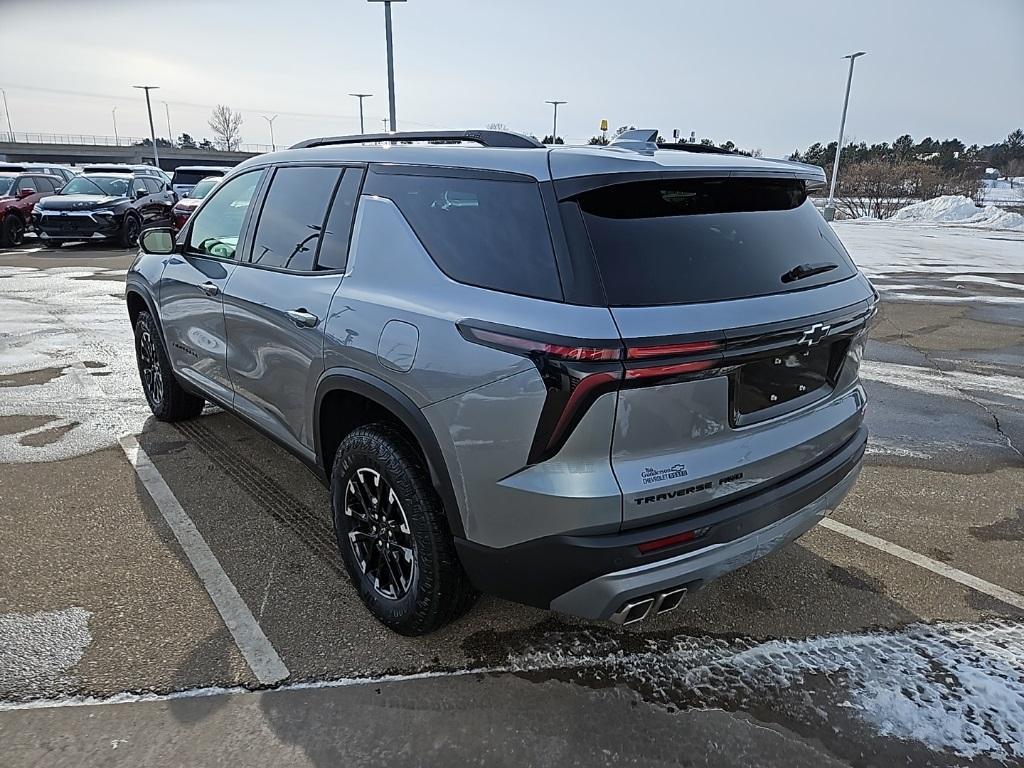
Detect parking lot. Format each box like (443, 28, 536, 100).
(1, 224, 1023, 766)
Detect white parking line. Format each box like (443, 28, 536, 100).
(61, 360, 289, 685)
(119, 434, 290, 685)
(821, 518, 1024, 611)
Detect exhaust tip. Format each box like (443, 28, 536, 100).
(611, 597, 655, 625)
(653, 587, 687, 615)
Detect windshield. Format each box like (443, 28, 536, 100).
(186, 178, 219, 199)
(175, 169, 224, 186)
(61, 176, 130, 196)
(0, 178, 13, 196)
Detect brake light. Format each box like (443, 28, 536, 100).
(626, 340, 720, 359)
(466, 327, 622, 362)
(457, 321, 725, 464)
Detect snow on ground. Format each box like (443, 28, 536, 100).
(833, 216, 1024, 305)
(892, 195, 1024, 230)
(980, 177, 1024, 207)
(511, 621, 1024, 761)
(0, 265, 151, 463)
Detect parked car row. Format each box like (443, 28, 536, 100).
(0, 159, 230, 248)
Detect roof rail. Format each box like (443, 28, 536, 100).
(290, 130, 544, 150)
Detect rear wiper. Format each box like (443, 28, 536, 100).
(781, 262, 838, 283)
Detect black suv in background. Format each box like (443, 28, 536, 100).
(33, 172, 176, 247)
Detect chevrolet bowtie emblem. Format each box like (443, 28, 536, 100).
(798, 323, 831, 347)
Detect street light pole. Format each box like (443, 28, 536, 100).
(824, 51, 866, 221)
(112, 107, 119, 146)
(349, 93, 372, 134)
(132, 85, 161, 168)
(1, 89, 14, 142)
(369, 0, 405, 132)
(162, 101, 173, 144)
(545, 100, 566, 144)
(262, 115, 278, 151)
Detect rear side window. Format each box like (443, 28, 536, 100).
(249, 166, 341, 271)
(367, 170, 561, 301)
(577, 178, 856, 306)
(315, 169, 363, 271)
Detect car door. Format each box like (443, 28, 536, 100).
(221, 164, 360, 456)
(160, 169, 265, 405)
(143, 177, 175, 225)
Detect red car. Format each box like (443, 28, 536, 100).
(171, 175, 221, 233)
(0, 172, 62, 247)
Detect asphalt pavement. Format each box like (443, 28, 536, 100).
(0, 230, 1022, 767)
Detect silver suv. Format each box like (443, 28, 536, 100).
(126, 129, 874, 635)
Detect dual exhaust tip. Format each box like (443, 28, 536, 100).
(610, 586, 688, 625)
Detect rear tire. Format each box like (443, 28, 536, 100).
(331, 424, 477, 635)
(0, 215, 25, 247)
(133, 310, 204, 421)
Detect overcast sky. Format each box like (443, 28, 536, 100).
(3, 0, 1022, 156)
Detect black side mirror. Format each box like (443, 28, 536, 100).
(135, 188, 147, 200)
(139, 227, 176, 255)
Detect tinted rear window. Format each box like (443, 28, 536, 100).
(250, 166, 341, 271)
(174, 169, 226, 185)
(367, 170, 562, 301)
(577, 178, 856, 306)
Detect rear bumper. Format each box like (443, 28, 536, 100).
(455, 425, 866, 621)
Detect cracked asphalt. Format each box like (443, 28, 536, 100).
(0, 229, 1022, 767)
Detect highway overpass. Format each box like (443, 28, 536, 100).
(0, 134, 266, 170)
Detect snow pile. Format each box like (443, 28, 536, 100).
(893, 195, 1024, 230)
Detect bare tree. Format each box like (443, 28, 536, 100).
(835, 160, 919, 219)
(208, 105, 243, 151)
(485, 122, 509, 131)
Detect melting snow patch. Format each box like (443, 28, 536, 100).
(509, 621, 1024, 761)
(0, 266, 150, 463)
(860, 360, 1024, 404)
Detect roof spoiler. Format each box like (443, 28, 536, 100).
(291, 130, 544, 150)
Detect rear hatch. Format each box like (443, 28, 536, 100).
(561, 173, 874, 528)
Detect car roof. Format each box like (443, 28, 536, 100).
(81, 172, 133, 177)
(173, 165, 231, 172)
(235, 130, 823, 184)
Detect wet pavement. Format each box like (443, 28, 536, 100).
(0, 225, 1022, 766)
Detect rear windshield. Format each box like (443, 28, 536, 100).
(577, 178, 856, 306)
(365, 170, 562, 301)
(174, 169, 225, 185)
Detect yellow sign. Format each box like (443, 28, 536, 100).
(599, 119, 608, 132)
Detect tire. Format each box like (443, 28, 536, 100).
(133, 310, 204, 421)
(119, 214, 142, 248)
(331, 424, 478, 635)
(0, 214, 25, 248)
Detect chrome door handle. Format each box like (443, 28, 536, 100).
(286, 309, 319, 328)
(199, 282, 220, 297)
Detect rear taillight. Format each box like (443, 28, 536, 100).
(458, 321, 724, 463)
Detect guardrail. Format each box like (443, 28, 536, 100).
(0, 132, 272, 154)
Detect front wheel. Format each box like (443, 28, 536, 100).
(133, 310, 204, 421)
(331, 424, 477, 635)
(120, 214, 142, 248)
(0, 215, 25, 247)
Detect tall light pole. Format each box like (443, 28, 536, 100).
(545, 100, 566, 144)
(111, 107, 119, 145)
(1, 89, 13, 142)
(349, 93, 372, 134)
(368, 0, 405, 132)
(262, 114, 278, 151)
(132, 85, 160, 168)
(162, 101, 173, 144)
(824, 51, 866, 221)
(382, 118, 389, 132)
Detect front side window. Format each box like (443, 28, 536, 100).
(143, 178, 163, 194)
(16, 177, 38, 193)
(187, 171, 262, 260)
(33, 176, 55, 193)
(249, 166, 341, 271)
(366, 170, 562, 300)
(132, 178, 148, 198)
